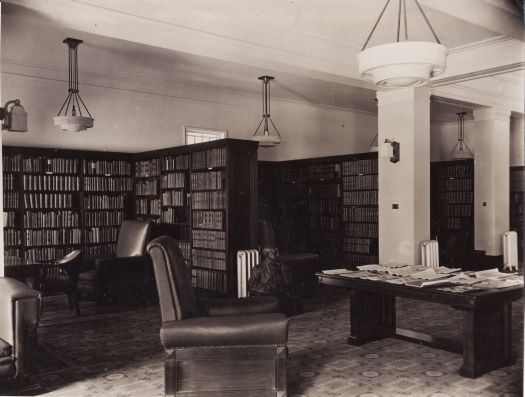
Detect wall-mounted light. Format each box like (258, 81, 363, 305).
(0, 99, 28, 132)
(252, 76, 281, 147)
(380, 139, 400, 163)
(53, 38, 94, 132)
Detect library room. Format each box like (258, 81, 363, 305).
(0, 1, 523, 396)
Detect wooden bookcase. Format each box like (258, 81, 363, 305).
(3, 140, 257, 297)
(430, 159, 474, 268)
(259, 152, 378, 267)
(510, 166, 524, 264)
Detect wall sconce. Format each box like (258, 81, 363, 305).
(0, 99, 28, 132)
(380, 139, 400, 163)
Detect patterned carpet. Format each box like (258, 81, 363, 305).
(1, 287, 523, 397)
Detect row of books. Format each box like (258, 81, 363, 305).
(4, 248, 20, 259)
(162, 154, 190, 171)
(191, 268, 226, 293)
(439, 217, 472, 230)
(177, 241, 191, 260)
(4, 192, 19, 208)
(438, 191, 473, 204)
(343, 207, 378, 223)
(136, 198, 161, 215)
(344, 222, 378, 238)
(161, 208, 188, 224)
(83, 160, 131, 175)
(191, 191, 227, 209)
(135, 159, 160, 177)
(342, 159, 377, 176)
(281, 167, 308, 184)
(4, 174, 15, 190)
(309, 230, 341, 247)
(309, 199, 339, 215)
(24, 210, 79, 228)
(438, 178, 472, 192)
(192, 148, 226, 169)
(162, 190, 185, 206)
(192, 210, 224, 230)
(23, 175, 80, 191)
(22, 157, 79, 174)
(343, 191, 378, 206)
(192, 248, 226, 270)
(436, 165, 473, 179)
(309, 184, 341, 198)
(84, 195, 126, 210)
(3, 155, 21, 172)
(191, 171, 225, 191)
(25, 247, 71, 262)
(84, 177, 132, 192)
(308, 164, 341, 180)
(85, 211, 123, 227)
(309, 216, 339, 232)
(342, 237, 375, 254)
(343, 175, 377, 190)
(25, 228, 81, 246)
(161, 173, 186, 189)
(85, 243, 116, 256)
(24, 193, 73, 209)
(4, 211, 15, 227)
(135, 179, 158, 195)
(342, 252, 379, 266)
(192, 230, 226, 250)
(85, 227, 119, 243)
(4, 229, 20, 246)
(441, 204, 472, 217)
(510, 180, 525, 192)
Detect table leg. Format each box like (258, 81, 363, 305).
(348, 290, 396, 345)
(461, 302, 514, 378)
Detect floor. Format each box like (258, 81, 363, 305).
(2, 287, 523, 397)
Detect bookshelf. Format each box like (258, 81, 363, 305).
(3, 153, 22, 263)
(510, 166, 524, 264)
(134, 158, 161, 224)
(258, 152, 378, 267)
(431, 159, 474, 268)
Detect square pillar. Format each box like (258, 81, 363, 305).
(377, 87, 431, 265)
(473, 107, 511, 256)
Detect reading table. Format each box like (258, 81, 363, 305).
(317, 272, 523, 378)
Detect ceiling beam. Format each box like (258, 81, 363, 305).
(419, 0, 524, 42)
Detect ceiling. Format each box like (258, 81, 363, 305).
(1, 0, 524, 118)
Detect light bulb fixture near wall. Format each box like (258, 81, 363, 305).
(252, 76, 281, 148)
(450, 112, 473, 160)
(53, 38, 94, 132)
(0, 99, 27, 132)
(358, 0, 448, 88)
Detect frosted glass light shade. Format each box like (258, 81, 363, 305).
(358, 41, 447, 88)
(53, 116, 94, 132)
(252, 131, 281, 147)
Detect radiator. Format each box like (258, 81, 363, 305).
(237, 249, 259, 298)
(503, 231, 518, 271)
(421, 240, 439, 267)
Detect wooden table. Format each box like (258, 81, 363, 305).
(317, 272, 523, 378)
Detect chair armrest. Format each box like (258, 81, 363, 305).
(160, 312, 288, 350)
(94, 255, 147, 268)
(0, 278, 40, 378)
(202, 296, 280, 317)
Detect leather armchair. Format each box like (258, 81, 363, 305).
(147, 235, 289, 397)
(77, 220, 152, 303)
(40, 249, 83, 315)
(0, 278, 41, 381)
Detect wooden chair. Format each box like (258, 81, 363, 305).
(147, 235, 289, 397)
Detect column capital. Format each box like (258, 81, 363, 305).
(376, 86, 432, 106)
(473, 107, 512, 122)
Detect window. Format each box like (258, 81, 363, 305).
(185, 127, 227, 145)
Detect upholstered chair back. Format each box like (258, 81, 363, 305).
(147, 235, 200, 323)
(115, 220, 151, 257)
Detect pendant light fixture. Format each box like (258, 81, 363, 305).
(53, 38, 94, 132)
(450, 112, 473, 159)
(252, 76, 281, 147)
(358, 0, 447, 88)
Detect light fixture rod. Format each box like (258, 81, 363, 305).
(402, 0, 408, 40)
(414, 0, 441, 44)
(397, 0, 402, 42)
(362, 0, 391, 51)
